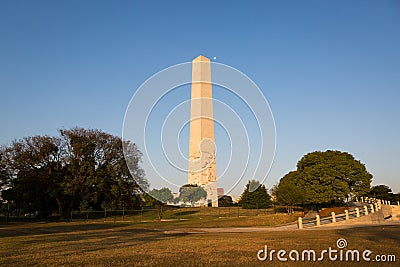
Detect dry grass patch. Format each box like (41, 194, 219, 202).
(0, 220, 399, 266)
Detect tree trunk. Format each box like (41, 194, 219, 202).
(55, 197, 64, 218)
(157, 204, 163, 220)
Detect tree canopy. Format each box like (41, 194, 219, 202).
(178, 184, 207, 206)
(239, 180, 272, 209)
(143, 187, 173, 220)
(367, 184, 399, 203)
(274, 171, 305, 213)
(218, 195, 234, 207)
(0, 127, 147, 218)
(276, 150, 372, 206)
(148, 187, 174, 204)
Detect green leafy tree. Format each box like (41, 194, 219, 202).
(144, 187, 173, 220)
(367, 185, 391, 199)
(239, 180, 272, 209)
(280, 150, 372, 206)
(1, 135, 63, 216)
(0, 146, 12, 190)
(218, 195, 234, 207)
(59, 128, 146, 213)
(367, 185, 399, 203)
(178, 184, 207, 206)
(0, 128, 147, 218)
(275, 172, 305, 213)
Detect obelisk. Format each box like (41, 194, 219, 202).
(188, 55, 218, 207)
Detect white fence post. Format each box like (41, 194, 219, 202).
(355, 208, 360, 218)
(364, 206, 368, 215)
(370, 204, 374, 213)
(345, 210, 349, 221)
(316, 215, 320, 226)
(331, 212, 336, 223)
(298, 217, 303, 229)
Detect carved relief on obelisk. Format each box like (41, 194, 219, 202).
(188, 55, 218, 207)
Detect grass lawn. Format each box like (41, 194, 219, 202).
(0, 216, 399, 266)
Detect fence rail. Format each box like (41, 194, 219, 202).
(298, 198, 398, 229)
(69, 206, 286, 222)
(1, 204, 303, 223)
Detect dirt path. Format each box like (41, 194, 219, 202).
(163, 220, 400, 234)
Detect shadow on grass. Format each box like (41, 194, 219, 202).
(0, 223, 194, 259)
(0, 222, 137, 238)
(335, 224, 400, 243)
(169, 210, 199, 217)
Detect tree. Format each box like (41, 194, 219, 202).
(178, 184, 207, 206)
(0, 146, 12, 190)
(0, 127, 147, 218)
(367, 185, 399, 203)
(279, 150, 372, 206)
(218, 195, 234, 207)
(1, 135, 63, 217)
(238, 180, 272, 209)
(144, 187, 173, 220)
(275, 172, 305, 214)
(59, 128, 146, 213)
(368, 185, 391, 199)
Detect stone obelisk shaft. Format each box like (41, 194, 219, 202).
(188, 55, 217, 207)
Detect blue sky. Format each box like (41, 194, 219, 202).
(1, 1, 399, 194)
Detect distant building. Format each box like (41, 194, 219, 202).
(217, 188, 224, 197)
